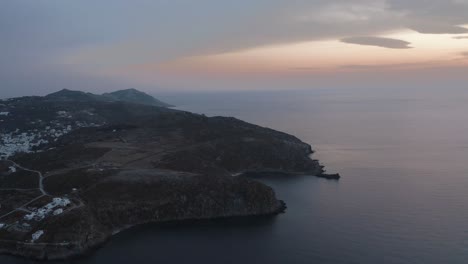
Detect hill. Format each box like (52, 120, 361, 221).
(45, 88, 172, 108)
(102, 88, 173, 107)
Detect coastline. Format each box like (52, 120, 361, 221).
(0, 199, 286, 261)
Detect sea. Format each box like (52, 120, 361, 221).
(3, 86, 468, 264)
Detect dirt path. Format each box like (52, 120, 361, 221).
(0, 160, 50, 220)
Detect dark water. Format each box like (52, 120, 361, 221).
(3, 87, 468, 264)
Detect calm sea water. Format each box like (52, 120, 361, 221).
(3, 87, 468, 264)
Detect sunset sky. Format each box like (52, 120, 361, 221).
(2, 0, 468, 97)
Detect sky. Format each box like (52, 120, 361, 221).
(1, 0, 468, 97)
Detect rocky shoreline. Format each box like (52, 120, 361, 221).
(0, 194, 286, 261)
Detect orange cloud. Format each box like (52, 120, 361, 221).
(65, 27, 468, 88)
(130, 29, 468, 78)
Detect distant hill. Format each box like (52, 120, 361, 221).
(45, 88, 173, 107)
(45, 89, 106, 102)
(102, 88, 173, 107)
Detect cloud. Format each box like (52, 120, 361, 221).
(452, 0, 468, 5)
(407, 22, 468, 34)
(288, 67, 323, 71)
(1, 0, 468, 95)
(339, 60, 468, 75)
(340, 61, 448, 71)
(387, 1, 468, 34)
(296, 1, 406, 24)
(341, 36, 412, 49)
(461, 51, 468, 57)
(454, 36, 468, 39)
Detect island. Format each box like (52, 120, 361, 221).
(0, 89, 339, 260)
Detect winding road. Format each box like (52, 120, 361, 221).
(0, 160, 50, 220)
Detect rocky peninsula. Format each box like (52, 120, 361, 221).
(0, 89, 339, 260)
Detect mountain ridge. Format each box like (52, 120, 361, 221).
(45, 88, 173, 108)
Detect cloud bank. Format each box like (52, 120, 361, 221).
(1, 0, 468, 95)
(341, 36, 412, 49)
